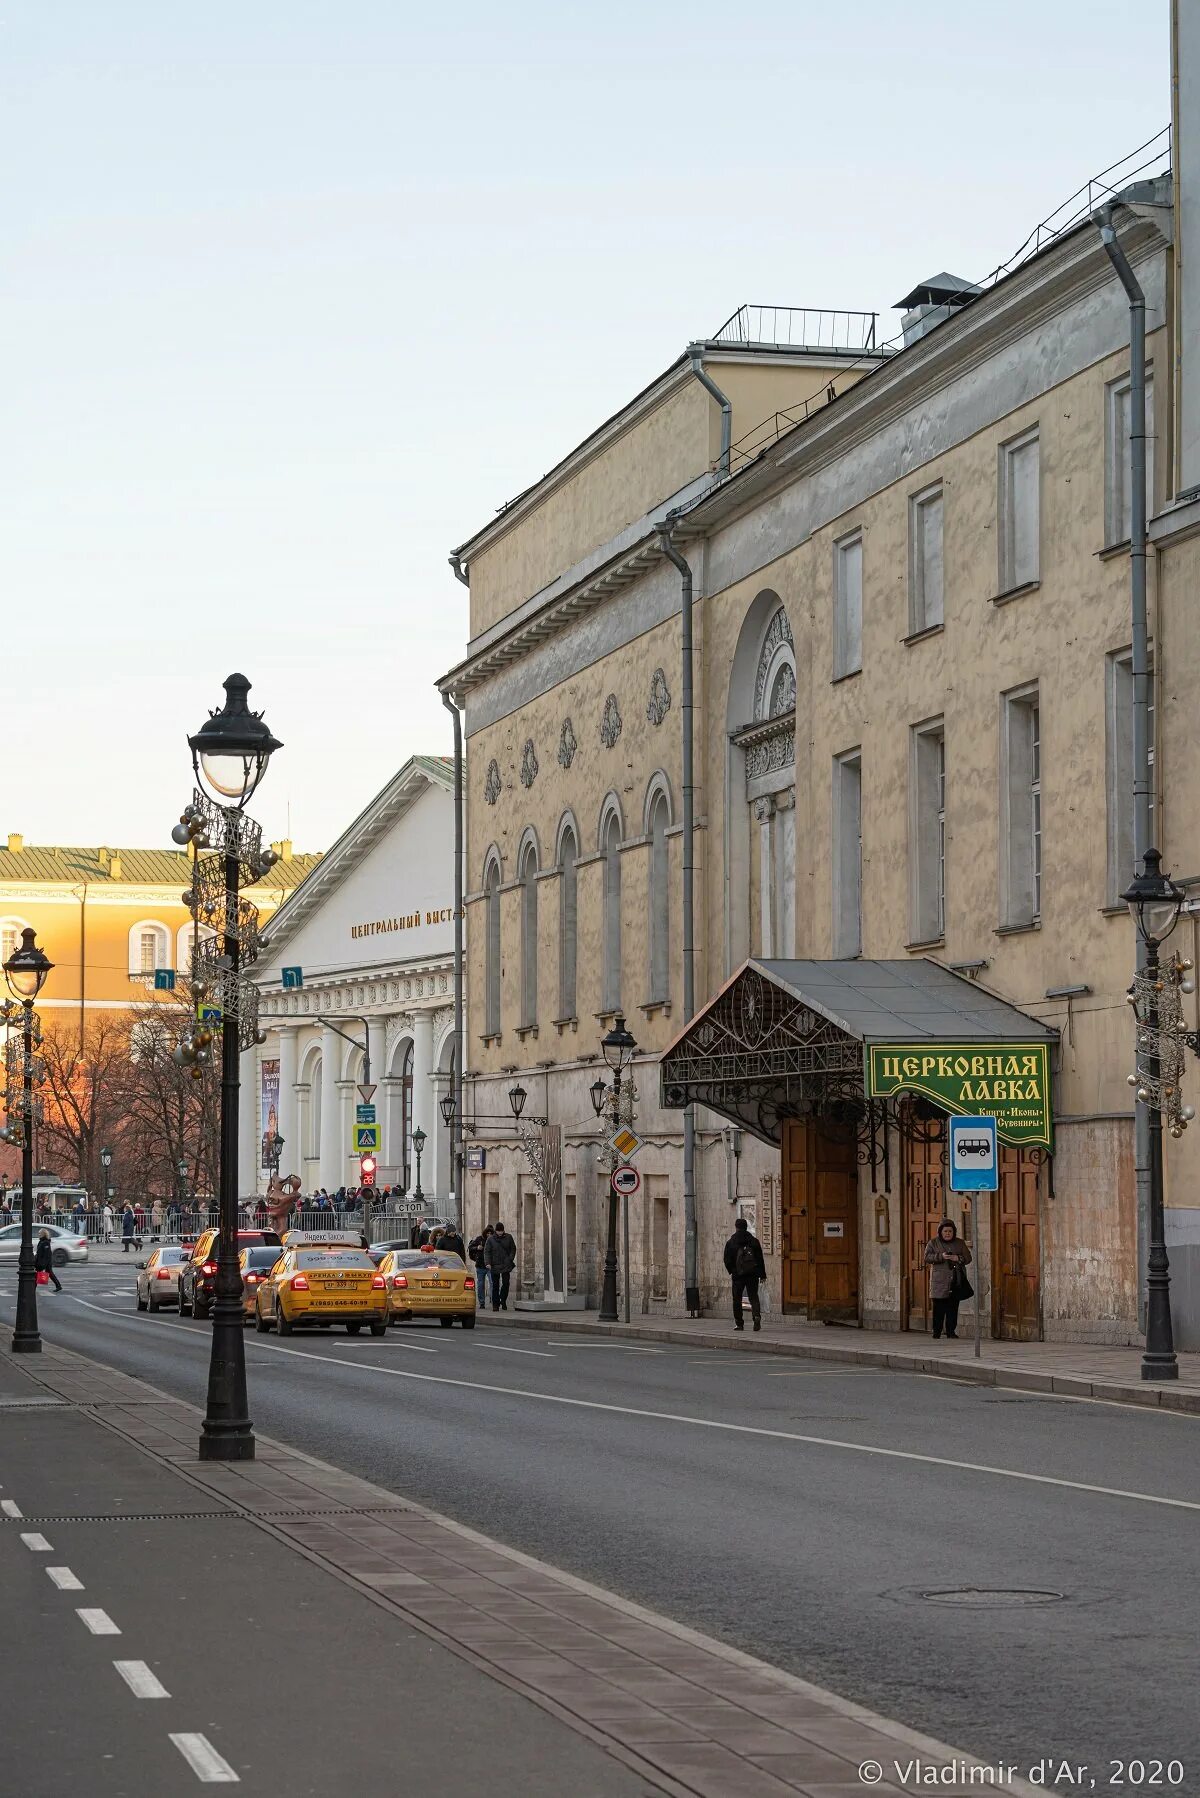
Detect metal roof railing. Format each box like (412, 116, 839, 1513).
(710, 304, 879, 353)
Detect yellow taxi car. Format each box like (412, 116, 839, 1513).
(376, 1248, 476, 1328)
(254, 1231, 388, 1336)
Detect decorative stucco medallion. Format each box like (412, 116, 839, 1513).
(484, 759, 501, 805)
(520, 739, 539, 789)
(646, 668, 671, 726)
(600, 694, 622, 748)
(557, 717, 578, 769)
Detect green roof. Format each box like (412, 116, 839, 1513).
(0, 842, 322, 889)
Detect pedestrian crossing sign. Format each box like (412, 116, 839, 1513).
(353, 1122, 379, 1152)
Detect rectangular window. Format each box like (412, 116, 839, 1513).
(1001, 685, 1042, 927)
(139, 930, 158, 973)
(1106, 649, 1156, 906)
(833, 530, 863, 678)
(1106, 367, 1154, 547)
(911, 720, 946, 943)
(832, 750, 863, 957)
(999, 427, 1040, 591)
(909, 483, 944, 633)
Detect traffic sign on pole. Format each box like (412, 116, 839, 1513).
(611, 1164, 641, 1197)
(353, 1122, 379, 1152)
(153, 968, 176, 991)
(948, 1115, 998, 1191)
(282, 967, 303, 989)
(610, 1126, 641, 1162)
(355, 1104, 377, 1126)
(357, 1083, 376, 1105)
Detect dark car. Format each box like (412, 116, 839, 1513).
(366, 1237, 413, 1267)
(179, 1227, 283, 1319)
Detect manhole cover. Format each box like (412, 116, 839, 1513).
(921, 1587, 1065, 1608)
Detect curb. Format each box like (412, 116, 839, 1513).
(478, 1312, 1200, 1415)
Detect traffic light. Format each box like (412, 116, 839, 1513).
(359, 1154, 377, 1187)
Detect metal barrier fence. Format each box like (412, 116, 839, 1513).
(3, 1205, 445, 1243)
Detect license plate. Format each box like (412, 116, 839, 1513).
(421, 1279, 452, 1289)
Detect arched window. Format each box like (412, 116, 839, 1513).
(307, 1060, 323, 1159)
(400, 1041, 414, 1185)
(602, 807, 622, 1012)
(128, 920, 171, 977)
(177, 922, 216, 973)
(558, 821, 578, 1021)
(727, 596, 798, 966)
(0, 918, 33, 966)
(483, 855, 501, 1038)
(648, 792, 670, 1003)
(519, 838, 538, 1028)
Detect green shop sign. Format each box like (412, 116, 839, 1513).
(866, 1042, 1053, 1150)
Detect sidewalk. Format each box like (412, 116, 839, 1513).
(479, 1307, 1200, 1414)
(0, 1339, 1041, 1798)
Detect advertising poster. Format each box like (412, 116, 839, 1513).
(260, 1059, 280, 1171)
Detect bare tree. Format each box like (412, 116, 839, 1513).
(37, 1015, 134, 1195)
(122, 999, 220, 1201)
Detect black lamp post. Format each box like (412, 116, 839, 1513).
(412, 1126, 426, 1203)
(1122, 846, 1183, 1382)
(4, 928, 53, 1353)
(597, 1015, 637, 1323)
(184, 674, 281, 1461)
(439, 1092, 455, 1128)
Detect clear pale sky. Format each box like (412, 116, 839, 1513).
(5, 1, 1169, 853)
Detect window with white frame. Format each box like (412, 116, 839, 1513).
(832, 750, 863, 958)
(1001, 685, 1042, 927)
(1106, 367, 1154, 547)
(909, 483, 944, 633)
(911, 721, 946, 943)
(999, 427, 1040, 591)
(558, 825, 578, 1021)
(0, 919, 31, 966)
(1106, 648, 1156, 907)
(648, 792, 670, 1002)
(128, 920, 170, 977)
(833, 530, 863, 679)
(483, 859, 501, 1037)
(519, 840, 538, 1029)
(602, 810, 622, 1012)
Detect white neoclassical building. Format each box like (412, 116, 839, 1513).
(241, 757, 459, 1206)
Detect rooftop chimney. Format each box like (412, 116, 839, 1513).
(271, 839, 293, 862)
(894, 273, 982, 347)
(6, 833, 22, 854)
(109, 853, 122, 881)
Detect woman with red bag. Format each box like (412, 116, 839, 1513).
(34, 1229, 62, 1293)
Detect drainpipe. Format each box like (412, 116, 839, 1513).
(1095, 201, 1151, 1331)
(449, 552, 469, 587)
(658, 521, 700, 1316)
(686, 344, 732, 478)
(442, 690, 466, 1227)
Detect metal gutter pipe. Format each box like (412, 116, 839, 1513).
(449, 552, 469, 587)
(658, 522, 700, 1316)
(442, 689, 466, 1225)
(1095, 201, 1151, 1329)
(686, 345, 732, 478)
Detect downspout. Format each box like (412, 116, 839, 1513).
(686, 344, 732, 477)
(1096, 201, 1151, 1331)
(658, 521, 700, 1316)
(449, 552, 469, 588)
(443, 688, 465, 1227)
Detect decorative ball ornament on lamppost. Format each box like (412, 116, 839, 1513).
(1121, 846, 1183, 1383)
(4, 928, 53, 1354)
(183, 674, 282, 1462)
(597, 1014, 638, 1323)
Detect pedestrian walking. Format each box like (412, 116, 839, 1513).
(468, 1225, 493, 1308)
(439, 1224, 466, 1261)
(150, 1200, 163, 1242)
(121, 1203, 137, 1253)
(102, 1201, 115, 1244)
(923, 1217, 973, 1340)
(35, 1229, 62, 1293)
(723, 1215, 766, 1332)
(484, 1221, 517, 1311)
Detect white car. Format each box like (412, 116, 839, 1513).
(135, 1245, 188, 1311)
(0, 1221, 89, 1265)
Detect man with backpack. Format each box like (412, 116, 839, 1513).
(723, 1215, 767, 1332)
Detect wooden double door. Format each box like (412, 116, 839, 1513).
(781, 1120, 859, 1320)
(902, 1127, 1042, 1340)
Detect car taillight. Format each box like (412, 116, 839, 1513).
(202, 1261, 218, 1276)
(391, 1274, 408, 1290)
(156, 1269, 172, 1280)
(464, 1277, 475, 1290)
(76, 1238, 87, 1248)
(290, 1274, 310, 1291)
(371, 1274, 385, 1289)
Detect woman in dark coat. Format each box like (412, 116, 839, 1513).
(923, 1217, 971, 1340)
(34, 1228, 62, 1292)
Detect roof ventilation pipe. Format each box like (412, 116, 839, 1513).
(686, 344, 732, 478)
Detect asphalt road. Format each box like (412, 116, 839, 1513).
(9, 1256, 1200, 1787)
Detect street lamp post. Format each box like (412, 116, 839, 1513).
(412, 1126, 426, 1203)
(1123, 847, 1184, 1382)
(177, 674, 281, 1461)
(3, 928, 53, 1354)
(592, 1015, 637, 1324)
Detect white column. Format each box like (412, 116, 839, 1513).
(367, 1017, 387, 1166)
(319, 1025, 343, 1191)
(238, 1045, 259, 1196)
(430, 1068, 450, 1199)
(277, 1028, 299, 1185)
(754, 796, 775, 955)
(411, 1011, 434, 1190)
(776, 786, 797, 957)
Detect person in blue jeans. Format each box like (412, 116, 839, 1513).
(469, 1225, 493, 1308)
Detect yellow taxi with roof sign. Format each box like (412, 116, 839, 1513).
(254, 1231, 388, 1336)
(376, 1247, 476, 1327)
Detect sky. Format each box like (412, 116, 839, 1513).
(4, 1, 1171, 853)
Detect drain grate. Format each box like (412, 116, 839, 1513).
(921, 1587, 1065, 1607)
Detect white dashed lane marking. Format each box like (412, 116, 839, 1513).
(1, 1499, 23, 1518)
(113, 1660, 170, 1698)
(468, 1340, 554, 1357)
(170, 1733, 239, 1783)
(20, 1532, 52, 1551)
(77, 1608, 121, 1635)
(46, 1567, 83, 1590)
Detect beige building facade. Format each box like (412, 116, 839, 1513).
(440, 102, 1200, 1346)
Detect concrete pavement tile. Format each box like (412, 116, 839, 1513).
(711, 1723, 815, 1754)
(607, 1713, 706, 1744)
(637, 1741, 801, 1796)
(783, 1785, 908, 1797)
(726, 1693, 850, 1726)
(744, 1749, 885, 1783)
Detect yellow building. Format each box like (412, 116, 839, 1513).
(0, 833, 320, 1033)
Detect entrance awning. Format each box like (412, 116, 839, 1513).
(659, 959, 1057, 1147)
